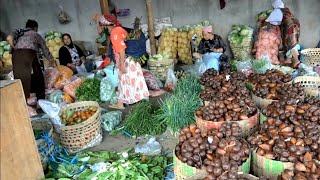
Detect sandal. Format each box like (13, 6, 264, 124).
(108, 104, 125, 110)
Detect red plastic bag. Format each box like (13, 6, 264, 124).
(44, 67, 60, 88)
(63, 77, 82, 99)
(143, 69, 160, 91)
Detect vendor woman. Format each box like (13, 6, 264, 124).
(7, 19, 55, 100)
(193, 25, 229, 72)
(267, 0, 301, 68)
(59, 33, 86, 74)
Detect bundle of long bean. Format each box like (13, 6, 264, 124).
(124, 101, 166, 137)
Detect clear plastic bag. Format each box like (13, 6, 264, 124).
(58, 5, 71, 24)
(134, 137, 162, 156)
(38, 100, 62, 126)
(100, 77, 118, 102)
(297, 63, 319, 77)
(101, 111, 122, 132)
(251, 53, 272, 74)
(194, 57, 207, 77)
(236, 60, 254, 77)
(202, 52, 221, 72)
(47, 90, 65, 104)
(164, 69, 177, 91)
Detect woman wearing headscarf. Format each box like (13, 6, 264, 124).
(7, 19, 55, 100)
(59, 33, 86, 74)
(193, 25, 229, 72)
(266, 0, 301, 68)
(96, 14, 149, 109)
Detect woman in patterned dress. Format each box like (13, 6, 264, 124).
(97, 14, 149, 109)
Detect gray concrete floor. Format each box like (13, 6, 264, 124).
(89, 93, 178, 156)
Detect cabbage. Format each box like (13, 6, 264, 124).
(54, 32, 62, 38)
(46, 35, 55, 41)
(45, 31, 54, 37)
(3, 45, 11, 51)
(0, 41, 8, 47)
(0, 47, 4, 57)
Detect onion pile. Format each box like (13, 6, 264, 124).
(279, 161, 320, 180)
(248, 117, 320, 162)
(175, 123, 250, 180)
(158, 27, 178, 60)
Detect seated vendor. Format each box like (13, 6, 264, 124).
(59, 33, 86, 73)
(193, 25, 229, 72)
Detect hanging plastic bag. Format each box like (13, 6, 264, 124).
(101, 111, 122, 132)
(44, 67, 60, 89)
(236, 60, 254, 77)
(100, 77, 118, 102)
(164, 69, 177, 92)
(194, 57, 207, 77)
(58, 5, 71, 24)
(134, 137, 162, 156)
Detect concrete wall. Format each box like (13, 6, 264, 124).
(1, 0, 319, 54)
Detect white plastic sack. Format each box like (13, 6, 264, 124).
(38, 100, 62, 126)
(134, 137, 161, 156)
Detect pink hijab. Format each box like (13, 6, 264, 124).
(203, 26, 213, 33)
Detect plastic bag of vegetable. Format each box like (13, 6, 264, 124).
(103, 64, 118, 87)
(202, 52, 221, 72)
(44, 67, 60, 89)
(193, 57, 207, 77)
(101, 111, 122, 132)
(236, 60, 254, 77)
(164, 69, 177, 91)
(100, 77, 118, 102)
(47, 90, 65, 104)
(58, 5, 71, 24)
(142, 69, 160, 90)
(63, 77, 82, 99)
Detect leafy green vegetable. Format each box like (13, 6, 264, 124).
(124, 100, 167, 137)
(0, 41, 8, 47)
(76, 78, 101, 102)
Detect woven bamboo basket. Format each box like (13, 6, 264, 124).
(293, 76, 320, 98)
(252, 150, 294, 179)
(300, 48, 320, 67)
(148, 58, 174, 81)
(195, 112, 259, 138)
(31, 118, 54, 170)
(174, 150, 251, 180)
(55, 101, 102, 154)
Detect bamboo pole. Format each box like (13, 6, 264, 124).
(99, 0, 109, 14)
(146, 0, 156, 55)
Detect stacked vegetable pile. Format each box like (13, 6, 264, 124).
(124, 100, 166, 137)
(45, 150, 171, 180)
(45, 31, 63, 59)
(0, 41, 12, 67)
(228, 25, 254, 60)
(60, 106, 98, 126)
(177, 27, 193, 64)
(198, 69, 257, 122)
(75, 78, 101, 102)
(158, 27, 178, 60)
(175, 122, 250, 179)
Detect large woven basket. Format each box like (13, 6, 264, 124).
(32, 118, 54, 170)
(300, 48, 320, 67)
(55, 101, 102, 154)
(195, 112, 259, 138)
(148, 58, 174, 81)
(293, 76, 320, 97)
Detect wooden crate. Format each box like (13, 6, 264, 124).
(0, 80, 44, 180)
